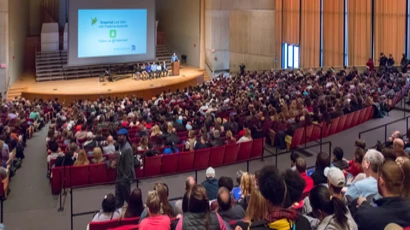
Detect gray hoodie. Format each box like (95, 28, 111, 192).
(316, 212, 358, 230)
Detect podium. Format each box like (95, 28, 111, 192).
(172, 61, 180, 76)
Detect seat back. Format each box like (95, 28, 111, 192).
(344, 113, 354, 130)
(328, 117, 339, 136)
(223, 143, 240, 164)
(364, 106, 374, 121)
(120, 217, 140, 226)
(144, 155, 162, 177)
(304, 125, 314, 143)
(290, 128, 305, 149)
(237, 141, 253, 161)
(336, 115, 346, 133)
(161, 153, 179, 174)
(309, 125, 321, 142)
(250, 138, 265, 159)
(358, 108, 367, 124)
(320, 122, 329, 138)
(89, 219, 120, 230)
(51, 167, 62, 195)
(89, 163, 108, 184)
(177, 151, 195, 173)
(351, 110, 360, 127)
(194, 148, 211, 170)
(209, 145, 226, 167)
(107, 168, 117, 182)
(70, 165, 89, 186)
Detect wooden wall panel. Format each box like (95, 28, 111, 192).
(348, 0, 371, 66)
(300, 0, 320, 68)
(275, 0, 283, 68)
(374, 0, 406, 63)
(283, 0, 300, 44)
(229, 11, 250, 54)
(249, 10, 275, 56)
(323, 0, 344, 67)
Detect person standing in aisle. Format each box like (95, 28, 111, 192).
(115, 128, 135, 208)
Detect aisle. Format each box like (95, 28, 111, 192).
(3, 125, 69, 230)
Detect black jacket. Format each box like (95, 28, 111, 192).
(311, 169, 327, 186)
(55, 155, 75, 167)
(354, 197, 410, 230)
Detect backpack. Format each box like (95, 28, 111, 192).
(249, 219, 295, 230)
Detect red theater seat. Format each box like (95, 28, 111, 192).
(336, 115, 346, 133)
(177, 151, 194, 173)
(351, 110, 360, 127)
(144, 155, 162, 177)
(223, 143, 240, 164)
(364, 106, 374, 121)
(89, 163, 108, 184)
(209, 145, 225, 167)
(358, 108, 367, 124)
(70, 165, 89, 186)
(107, 168, 117, 182)
(89, 219, 120, 230)
(194, 148, 211, 170)
(120, 217, 140, 226)
(161, 153, 179, 174)
(344, 113, 354, 130)
(250, 138, 265, 159)
(328, 117, 339, 136)
(237, 141, 253, 161)
(304, 125, 314, 143)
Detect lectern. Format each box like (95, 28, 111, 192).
(172, 61, 180, 76)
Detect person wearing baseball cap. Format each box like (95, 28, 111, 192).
(324, 167, 346, 200)
(115, 128, 135, 208)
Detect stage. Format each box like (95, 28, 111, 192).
(10, 66, 205, 103)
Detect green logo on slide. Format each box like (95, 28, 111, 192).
(109, 30, 117, 38)
(91, 17, 98, 25)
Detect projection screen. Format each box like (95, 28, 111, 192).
(68, 0, 156, 66)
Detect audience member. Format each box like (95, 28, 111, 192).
(175, 176, 196, 214)
(250, 165, 311, 229)
(309, 186, 357, 230)
(74, 149, 90, 166)
(55, 143, 77, 167)
(232, 170, 244, 200)
(291, 152, 301, 171)
(201, 167, 219, 200)
(103, 135, 115, 154)
(194, 135, 209, 150)
(210, 130, 224, 147)
(91, 194, 121, 222)
(354, 160, 410, 230)
(296, 157, 314, 194)
(311, 152, 330, 186)
(225, 130, 237, 145)
(46, 141, 63, 163)
(345, 149, 384, 202)
(123, 188, 144, 218)
(332, 147, 349, 170)
(217, 187, 246, 222)
(237, 128, 252, 143)
(176, 184, 228, 230)
(347, 147, 365, 178)
(138, 190, 171, 230)
(91, 147, 105, 164)
(393, 138, 406, 158)
(237, 172, 254, 211)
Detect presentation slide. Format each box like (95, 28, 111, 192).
(68, 0, 155, 66)
(78, 9, 147, 58)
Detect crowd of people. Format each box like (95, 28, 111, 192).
(90, 137, 410, 230)
(35, 61, 410, 230)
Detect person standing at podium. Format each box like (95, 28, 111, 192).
(171, 53, 179, 63)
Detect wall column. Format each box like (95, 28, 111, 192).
(0, 0, 9, 97)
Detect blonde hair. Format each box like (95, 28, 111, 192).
(167, 122, 173, 134)
(151, 125, 162, 136)
(246, 189, 268, 222)
(146, 190, 161, 214)
(93, 147, 104, 164)
(74, 149, 90, 166)
(244, 128, 252, 140)
(240, 172, 254, 197)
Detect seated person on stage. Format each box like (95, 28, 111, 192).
(140, 63, 147, 80)
(156, 62, 162, 78)
(134, 63, 141, 80)
(162, 61, 168, 77)
(145, 63, 151, 80)
(151, 62, 157, 79)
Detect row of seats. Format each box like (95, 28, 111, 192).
(286, 106, 374, 149)
(51, 138, 265, 194)
(89, 216, 140, 230)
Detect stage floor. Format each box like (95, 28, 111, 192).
(11, 66, 205, 102)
